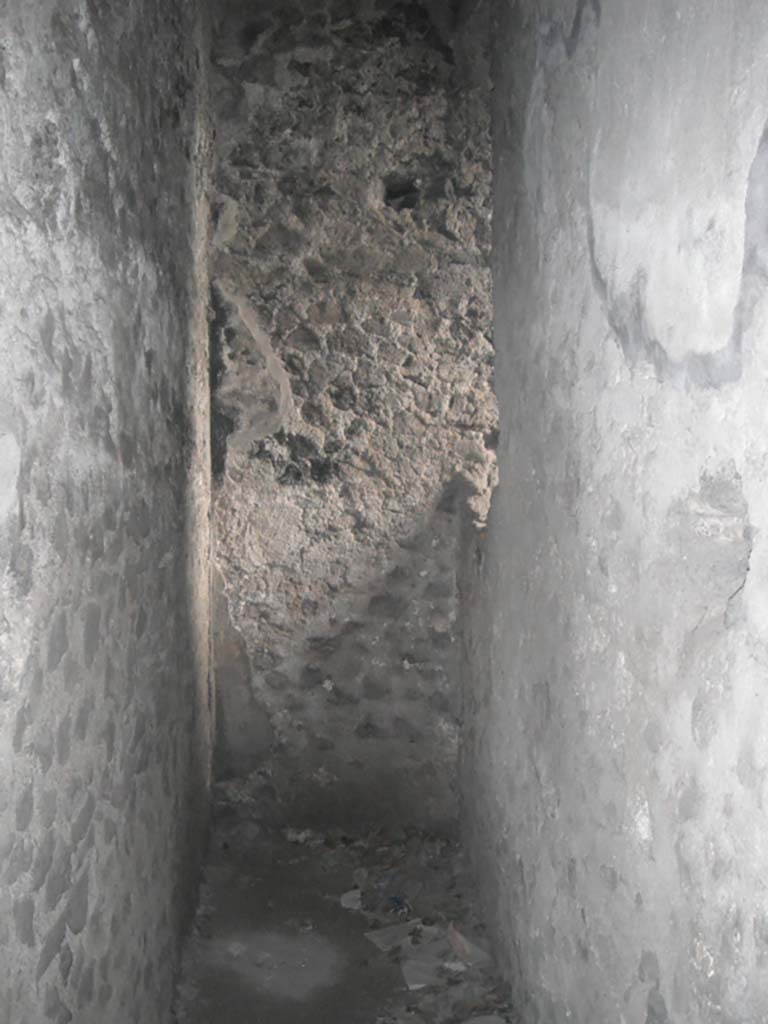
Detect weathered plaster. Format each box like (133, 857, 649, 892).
(463, 1, 768, 1021)
(0, 2, 212, 1020)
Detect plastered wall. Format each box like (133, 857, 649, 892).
(463, 1, 768, 1020)
(0, 2, 212, 1020)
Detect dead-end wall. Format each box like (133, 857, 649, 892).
(210, 0, 496, 833)
(463, 1, 768, 1021)
(0, 2, 211, 1021)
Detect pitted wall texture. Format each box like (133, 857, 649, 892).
(210, 0, 496, 830)
(0, 2, 211, 1021)
(463, 1, 768, 1021)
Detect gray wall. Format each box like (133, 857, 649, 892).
(0, 2, 212, 1021)
(463, 0, 768, 1021)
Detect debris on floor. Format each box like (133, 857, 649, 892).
(341, 888, 364, 910)
(175, 796, 516, 1024)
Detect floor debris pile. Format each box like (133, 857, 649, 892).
(175, 787, 515, 1023)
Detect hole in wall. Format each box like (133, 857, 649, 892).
(383, 173, 421, 211)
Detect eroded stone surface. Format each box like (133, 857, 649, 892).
(0, 1, 212, 1020)
(210, 0, 496, 831)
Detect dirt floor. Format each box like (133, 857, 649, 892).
(174, 778, 515, 1024)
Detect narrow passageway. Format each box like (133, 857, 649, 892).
(6, 0, 766, 1020)
(177, 0, 505, 1020)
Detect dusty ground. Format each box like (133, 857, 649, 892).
(175, 785, 515, 1024)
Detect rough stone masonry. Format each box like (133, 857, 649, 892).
(0, 2, 212, 1021)
(209, 0, 497, 831)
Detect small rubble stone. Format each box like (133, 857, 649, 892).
(65, 870, 89, 934)
(45, 844, 71, 911)
(70, 793, 96, 848)
(37, 916, 66, 982)
(15, 782, 34, 832)
(13, 897, 35, 947)
(46, 612, 68, 672)
(340, 889, 362, 910)
(31, 831, 55, 891)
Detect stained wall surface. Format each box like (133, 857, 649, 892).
(210, 0, 496, 831)
(0, 2, 212, 1021)
(463, 1, 768, 1021)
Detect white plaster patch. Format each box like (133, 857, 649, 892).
(630, 794, 653, 848)
(0, 433, 20, 522)
(590, 0, 767, 362)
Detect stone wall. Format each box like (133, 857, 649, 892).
(463, 1, 768, 1021)
(210, 0, 496, 831)
(0, 2, 211, 1021)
